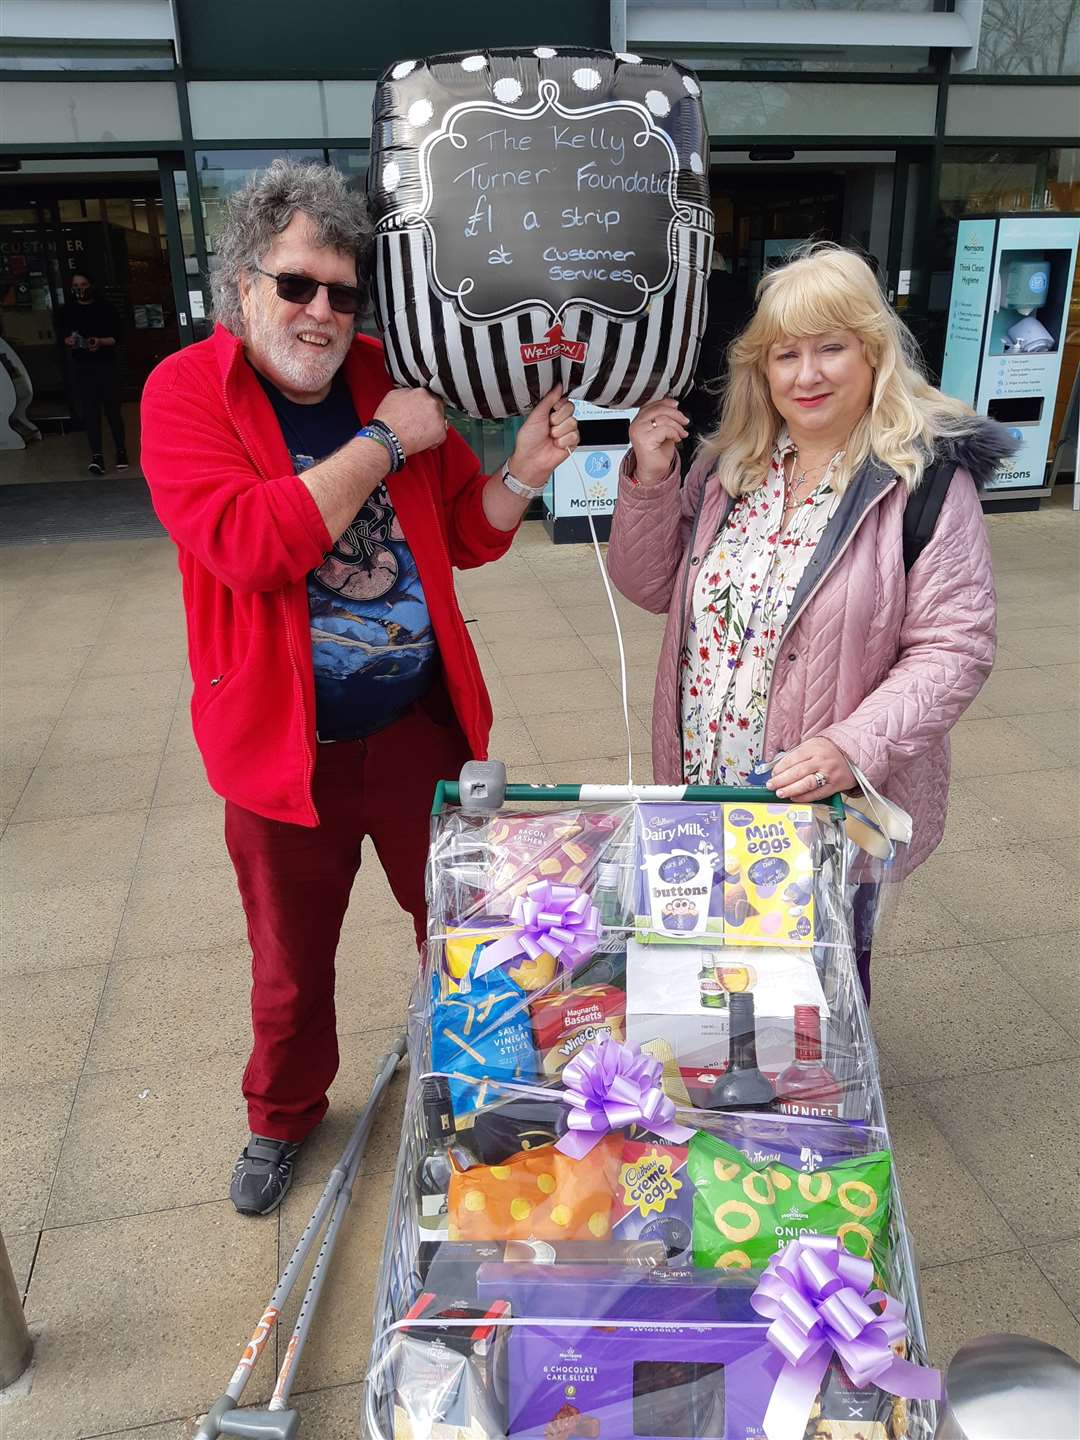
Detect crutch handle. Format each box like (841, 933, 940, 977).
(193, 1395, 236, 1440)
(218, 1407, 300, 1440)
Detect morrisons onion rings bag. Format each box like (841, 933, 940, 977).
(368, 47, 713, 419)
(688, 1130, 893, 1280)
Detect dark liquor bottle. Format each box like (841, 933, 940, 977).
(776, 1005, 842, 1119)
(419, 1075, 457, 1197)
(707, 993, 776, 1110)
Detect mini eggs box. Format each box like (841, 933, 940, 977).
(723, 802, 815, 947)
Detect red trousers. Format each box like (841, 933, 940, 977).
(225, 693, 471, 1141)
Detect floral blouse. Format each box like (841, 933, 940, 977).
(680, 434, 844, 785)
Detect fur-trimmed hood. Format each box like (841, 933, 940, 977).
(929, 418, 1020, 492)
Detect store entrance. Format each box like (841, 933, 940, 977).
(687, 156, 899, 440)
(0, 167, 182, 455)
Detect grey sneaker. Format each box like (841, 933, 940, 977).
(230, 1134, 300, 1216)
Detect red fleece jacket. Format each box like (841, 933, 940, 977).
(141, 324, 514, 825)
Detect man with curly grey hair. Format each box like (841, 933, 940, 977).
(141, 159, 577, 1215)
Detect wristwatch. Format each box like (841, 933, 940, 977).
(500, 462, 548, 499)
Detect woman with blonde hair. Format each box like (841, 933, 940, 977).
(607, 243, 1013, 996)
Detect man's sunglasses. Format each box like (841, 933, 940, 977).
(255, 267, 362, 314)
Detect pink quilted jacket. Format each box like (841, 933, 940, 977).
(607, 438, 1001, 876)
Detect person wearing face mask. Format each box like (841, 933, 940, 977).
(59, 272, 128, 474)
(607, 243, 1014, 999)
(140, 159, 577, 1215)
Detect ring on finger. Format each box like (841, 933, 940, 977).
(813, 770, 827, 789)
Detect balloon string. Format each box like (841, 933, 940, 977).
(563, 443, 634, 789)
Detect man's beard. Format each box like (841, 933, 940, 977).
(245, 297, 352, 394)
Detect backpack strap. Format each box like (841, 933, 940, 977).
(902, 459, 957, 574)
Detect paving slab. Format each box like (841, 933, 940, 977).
(0, 878, 130, 974)
(0, 1078, 76, 1233)
(46, 1051, 248, 1228)
(873, 942, 1076, 1084)
(963, 765, 1079, 842)
(83, 943, 254, 1075)
(0, 963, 108, 1086)
(884, 1087, 1018, 1269)
(919, 1250, 1080, 1369)
(524, 704, 652, 766)
(986, 929, 1080, 1039)
(10, 752, 163, 824)
(4, 1228, 39, 1297)
(115, 863, 249, 958)
(922, 841, 1079, 943)
(917, 1059, 1080, 1245)
(2, 1202, 278, 1440)
(0, 809, 148, 896)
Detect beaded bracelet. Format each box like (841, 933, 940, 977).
(355, 420, 406, 473)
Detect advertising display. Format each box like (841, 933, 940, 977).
(543, 398, 637, 543)
(941, 216, 1080, 495)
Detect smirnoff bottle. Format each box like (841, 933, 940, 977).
(775, 1005, 842, 1119)
(707, 993, 776, 1110)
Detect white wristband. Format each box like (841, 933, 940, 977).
(501, 462, 548, 499)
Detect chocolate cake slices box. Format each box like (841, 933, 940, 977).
(474, 1264, 776, 1439)
(624, 939, 831, 1077)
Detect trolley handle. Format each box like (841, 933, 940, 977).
(433, 779, 846, 819)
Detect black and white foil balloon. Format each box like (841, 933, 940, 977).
(368, 47, 713, 420)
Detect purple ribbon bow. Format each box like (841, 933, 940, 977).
(750, 1234, 942, 1440)
(555, 1038, 695, 1158)
(473, 881, 601, 980)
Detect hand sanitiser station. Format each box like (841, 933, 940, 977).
(940, 215, 1080, 502)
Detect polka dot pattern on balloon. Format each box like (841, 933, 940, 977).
(645, 89, 671, 117)
(407, 98, 433, 128)
(391, 60, 417, 80)
(533, 46, 557, 59)
(461, 54, 487, 72)
(690, 153, 704, 175)
(616, 53, 643, 64)
(493, 77, 523, 104)
(683, 75, 702, 97)
(572, 67, 602, 90)
(383, 161, 401, 192)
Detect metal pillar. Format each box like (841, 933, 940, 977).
(0, 1232, 32, 1389)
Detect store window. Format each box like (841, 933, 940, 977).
(968, 0, 1080, 76)
(186, 81, 374, 142)
(702, 81, 936, 138)
(939, 148, 1080, 219)
(0, 81, 181, 144)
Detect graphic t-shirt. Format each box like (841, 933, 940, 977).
(256, 368, 436, 740)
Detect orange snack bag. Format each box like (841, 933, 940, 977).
(448, 1136, 622, 1243)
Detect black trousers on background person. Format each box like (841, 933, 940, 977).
(74, 364, 126, 460)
